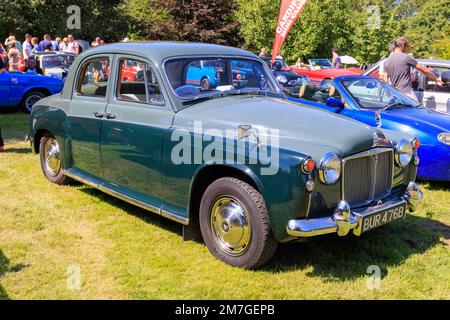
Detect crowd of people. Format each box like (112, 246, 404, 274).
(0, 33, 107, 73)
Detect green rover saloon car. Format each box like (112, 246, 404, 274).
(29, 42, 422, 269)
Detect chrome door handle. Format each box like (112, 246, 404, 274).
(105, 113, 117, 119)
(93, 112, 104, 118)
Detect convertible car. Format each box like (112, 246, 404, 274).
(288, 75, 450, 181)
(29, 43, 421, 268)
(0, 69, 63, 112)
(290, 58, 360, 84)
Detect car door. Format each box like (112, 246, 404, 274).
(0, 70, 11, 106)
(100, 56, 173, 209)
(420, 65, 450, 113)
(67, 55, 112, 180)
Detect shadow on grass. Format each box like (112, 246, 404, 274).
(79, 186, 448, 281)
(0, 250, 29, 300)
(424, 180, 450, 191)
(1, 148, 31, 154)
(266, 215, 449, 280)
(80, 187, 182, 237)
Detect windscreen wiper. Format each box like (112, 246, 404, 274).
(383, 102, 417, 110)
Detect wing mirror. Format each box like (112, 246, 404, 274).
(326, 97, 345, 111)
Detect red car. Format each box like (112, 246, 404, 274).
(290, 58, 360, 83)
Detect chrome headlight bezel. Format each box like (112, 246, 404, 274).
(395, 140, 413, 166)
(319, 153, 342, 184)
(438, 132, 450, 146)
(276, 75, 288, 84)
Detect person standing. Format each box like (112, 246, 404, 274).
(39, 34, 53, 52)
(259, 48, 267, 58)
(67, 34, 80, 55)
(22, 34, 33, 61)
(7, 43, 20, 71)
(59, 37, 69, 52)
(383, 36, 443, 101)
(31, 37, 41, 53)
(331, 48, 342, 69)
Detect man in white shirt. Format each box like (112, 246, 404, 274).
(22, 34, 33, 61)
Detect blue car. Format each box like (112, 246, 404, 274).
(186, 59, 258, 90)
(0, 70, 63, 113)
(288, 75, 450, 181)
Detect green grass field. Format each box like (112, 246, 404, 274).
(0, 112, 449, 299)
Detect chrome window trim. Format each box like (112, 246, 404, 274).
(341, 147, 394, 206)
(114, 56, 166, 107)
(161, 54, 283, 104)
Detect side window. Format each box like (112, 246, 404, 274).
(77, 58, 110, 97)
(117, 58, 165, 106)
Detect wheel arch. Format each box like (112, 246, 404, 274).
(185, 164, 268, 239)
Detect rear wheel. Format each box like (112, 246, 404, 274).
(21, 91, 46, 113)
(199, 177, 277, 269)
(39, 134, 70, 185)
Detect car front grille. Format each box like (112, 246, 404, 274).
(342, 148, 393, 206)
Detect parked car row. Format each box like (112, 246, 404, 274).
(29, 42, 431, 269)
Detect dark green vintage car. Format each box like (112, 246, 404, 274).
(29, 42, 422, 269)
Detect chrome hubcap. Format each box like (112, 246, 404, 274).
(44, 138, 61, 176)
(210, 197, 251, 256)
(26, 95, 42, 110)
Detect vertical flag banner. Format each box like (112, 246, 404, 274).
(272, 0, 309, 62)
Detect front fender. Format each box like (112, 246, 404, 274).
(29, 106, 69, 168)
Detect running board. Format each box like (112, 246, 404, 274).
(64, 170, 189, 226)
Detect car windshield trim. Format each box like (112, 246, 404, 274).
(162, 55, 283, 106)
(338, 78, 421, 110)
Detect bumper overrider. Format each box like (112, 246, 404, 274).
(287, 181, 423, 238)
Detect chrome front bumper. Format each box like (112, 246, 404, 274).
(287, 181, 423, 238)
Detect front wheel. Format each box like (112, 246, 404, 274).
(39, 134, 70, 185)
(21, 90, 46, 113)
(199, 177, 277, 269)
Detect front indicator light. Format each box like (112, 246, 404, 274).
(302, 157, 315, 174)
(413, 138, 421, 149)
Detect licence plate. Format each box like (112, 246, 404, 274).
(359, 203, 407, 234)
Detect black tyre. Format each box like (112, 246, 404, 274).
(21, 90, 46, 113)
(200, 77, 211, 91)
(199, 177, 277, 269)
(39, 134, 70, 185)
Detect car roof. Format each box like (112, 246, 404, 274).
(81, 41, 258, 63)
(417, 59, 450, 66)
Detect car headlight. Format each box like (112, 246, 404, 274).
(438, 132, 450, 146)
(395, 140, 413, 166)
(276, 75, 288, 84)
(319, 153, 341, 184)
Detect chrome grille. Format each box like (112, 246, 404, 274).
(342, 148, 393, 205)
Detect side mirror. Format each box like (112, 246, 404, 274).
(326, 97, 345, 110)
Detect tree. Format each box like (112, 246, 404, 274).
(405, 0, 450, 59)
(126, 0, 242, 46)
(0, 0, 131, 42)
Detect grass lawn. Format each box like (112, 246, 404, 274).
(0, 112, 449, 300)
